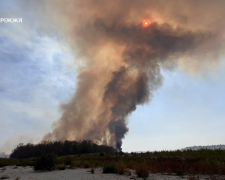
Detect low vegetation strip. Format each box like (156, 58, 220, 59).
(1, 142, 225, 175)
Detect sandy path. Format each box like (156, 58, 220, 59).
(1, 166, 129, 180)
(0, 166, 224, 180)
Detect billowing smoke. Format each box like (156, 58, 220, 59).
(41, 0, 225, 150)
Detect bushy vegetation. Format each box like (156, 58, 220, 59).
(2, 147, 225, 175)
(103, 164, 118, 173)
(56, 164, 66, 170)
(116, 162, 126, 175)
(33, 154, 56, 171)
(103, 162, 126, 174)
(64, 156, 73, 165)
(0, 158, 34, 167)
(135, 163, 149, 178)
(10, 140, 116, 159)
(82, 161, 90, 168)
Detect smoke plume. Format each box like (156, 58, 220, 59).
(42, 0, 225, 150)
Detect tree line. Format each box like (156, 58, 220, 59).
(10, 140, 116, 159)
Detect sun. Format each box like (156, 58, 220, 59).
(142, 20, 151, 27)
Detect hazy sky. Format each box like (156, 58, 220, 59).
(0, 1, 225, 154)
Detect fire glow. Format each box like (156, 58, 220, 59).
(143, 20, 151, 27)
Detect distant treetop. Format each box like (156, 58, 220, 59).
(10, 140, 116, 159)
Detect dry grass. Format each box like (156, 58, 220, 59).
(82, 161, 90, 168)
(135, 163, 149, 178)
(2, 149, 225, 175)
(116, 162, 126, 175)
(56, 164, 66, 170)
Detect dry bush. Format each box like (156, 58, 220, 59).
(126, 161, 135, 169)
(147, 159, 225, 175)
(57, 164, 66, 170)
(76, 160, 83, 167)
(64, 156, 73, 165)
(82, 161, 90, 168)
(91, 167, 95, 174)
(69, 162, 76, 169)
(103, 164, 117, 174)
(116, 163, 126, 175)
(69, 160, 82, 169)
(34, 154, 56, 171)
(135, 163, 149, 178)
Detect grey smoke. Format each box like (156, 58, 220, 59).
(39, 0, 225, 150)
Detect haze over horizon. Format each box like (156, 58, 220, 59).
(0, 0, 225, 154)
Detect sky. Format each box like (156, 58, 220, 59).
(0, 1, 225, 154)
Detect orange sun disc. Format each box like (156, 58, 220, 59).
(142, 20, 151, 27)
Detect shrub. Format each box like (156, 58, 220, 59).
(34, 154, 56, 171)
(91, 167, 95, 174)
(18, 159, 34, 167)
(126, 161, 135, 169)
(0, 158, 19, 167)
(64, 156, 73, 165)
(175, 169, 185, 176)
(57, 164, 66, 170)
(116, 163, 126, 175)
(75, 160, 83, 168)
(82, 161, 90, 168)
(103, 164, 117, 173)
(69, 160, 83, 169)
(135, 163, 149, 178)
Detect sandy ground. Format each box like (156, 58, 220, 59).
(0, 166, 224, 180)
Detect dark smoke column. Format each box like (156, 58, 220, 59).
(103, 67, 150, 150)
(42, 0, 224, 151)
(94, 21, 211, 150)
